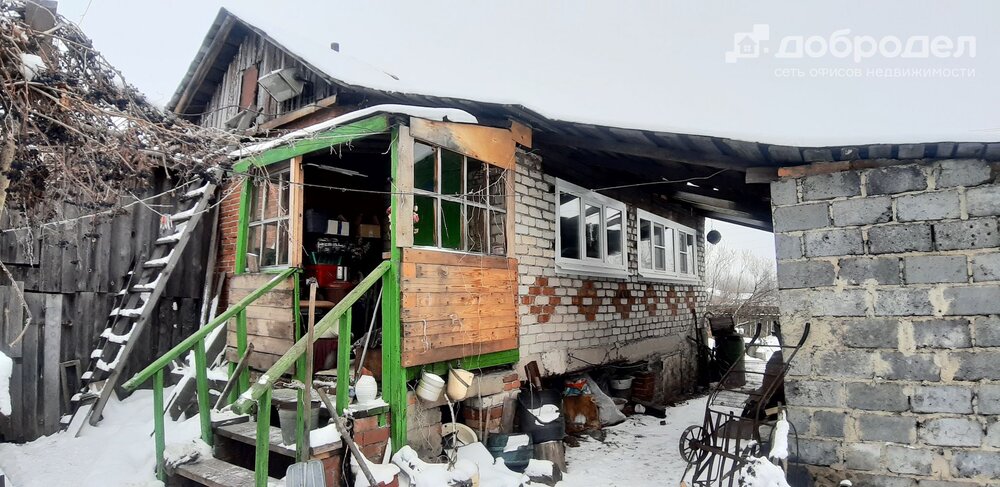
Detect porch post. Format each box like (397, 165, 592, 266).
(383, 125, 407, 452)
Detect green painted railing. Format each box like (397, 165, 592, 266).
(122, 268, 297, 481)
(228, 260, 390, 487)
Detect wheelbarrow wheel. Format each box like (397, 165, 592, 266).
(679, 425, 705, 465)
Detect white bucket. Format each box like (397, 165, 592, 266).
(447, 368, 475, 401)
(416, 372, 445, 402)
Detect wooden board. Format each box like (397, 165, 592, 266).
(175, 456, 281, 487)
(409, 117, 516, 170)
(400, 248, 518, 367)
(395, 125, 415, 248)
(226, 273, 295, 371)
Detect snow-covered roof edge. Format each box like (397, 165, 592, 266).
(229, 104, 477, 159)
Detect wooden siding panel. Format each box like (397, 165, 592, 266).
(400, 249, 518, 367)
(227, 273, 295, 371)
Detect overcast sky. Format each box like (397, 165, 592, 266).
(50, 0, 1000, 262)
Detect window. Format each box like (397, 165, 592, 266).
(412, 142, 507, 255)
(637, 209, 698, 281)
(555, 179, 627, 277)
(246, 163, 291, 269)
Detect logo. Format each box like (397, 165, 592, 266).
(725, 24, 770, 63)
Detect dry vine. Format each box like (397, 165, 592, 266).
(0, 0, 241, 220)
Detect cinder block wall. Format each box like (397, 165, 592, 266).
(772, 159, 1000, 486)
(514, 149, 706, 386)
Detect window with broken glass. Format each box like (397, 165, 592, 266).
(637, 208, 698, 282)
(554, 178, 627, 277)
(412, 142, 507, 255)
(246, 163, 291, 268)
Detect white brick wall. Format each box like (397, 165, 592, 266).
(513, 150, 708, 369)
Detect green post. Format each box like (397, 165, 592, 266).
(383, 126, 406, 452)
(336, 308, 352, 414)
(194, 338, 213, 445)
(294, 278, 307, 462)
(234, 177, 253, 399)
(153, 370, 166, 482)
(255, 388, 271, 487)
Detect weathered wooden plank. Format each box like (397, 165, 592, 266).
(21, 292, 43, 439)
(400, 279, 514, 294)
(42, 293, 62, 434)
(242, 305, 295, 322)
(226, 332, 293, 356)
(402, 327, 517, 351)
(229, 274, 295, 292)
(402, 248, 512, 269)
(224, 347, 284, 372)
(228, 289, 295, 307)
(409, 117, 516, 170)
(1, 283, 23, 358)
(402, 337, 517, 368)
(403, 316, 517, 337)
(396, 125, 415, 247)
(401, 292, 514, 308)
(239, 318, 294, 339)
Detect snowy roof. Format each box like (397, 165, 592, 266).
(170, 4, 1000, 149)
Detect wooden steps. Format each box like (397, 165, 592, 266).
(174, 456, 280, 487)
(215, 420, 343, 458)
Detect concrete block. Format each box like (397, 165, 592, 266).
(868, 224, 934, 254)
(839, 257, 901, 285)
(896, 190, 962, 222)
(866, 165, 927, 195)
(911, 385, 973, 414)
(973, 316, 1000, 347)
(987, 421, 1000, 448)
(934, 218, 1000, 251)
(779, 288, 868, 317)
(831, 196, 892, 227)
(857, 414, 915, 443)
(904, 255, 968, 284)
(773, 203, 830, 232)
(847, 382, 909, 411)
(856, 475, 918, 487)
(937, 159, 993, 188)
(886, 444, 933, 475)
(954, 351, 1000, 381)
(944, 286, 1000, 315)
(875, 288, 935, 316)
(952, 451, 1000, 478)
(966, 184, 1000, 217)
(804, 228, 864, 257)
(785, 380, 844, 408)
(812, 410, 846, 438)
(918, 481, 981, 487)
(881, 351, 940, 381)
(774, 234, 803, 260)
(777, 260, 836, 289)
(844, 442, 882, 471)
(814, 350, 875, 379)
(790, 438, 839, 466)
(920, 417, 983, 447)
(770, 179, 798, 206)
(972, 252, 1000, 282)
(836, 318, 900, 349)
(912, 319, 971, 349)
(802, 171, 861, 201)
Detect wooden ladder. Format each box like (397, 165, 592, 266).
(64, 171, 221, 433)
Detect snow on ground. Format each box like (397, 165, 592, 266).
(557, 395, 708, 486)
(0, 387, 201, 487)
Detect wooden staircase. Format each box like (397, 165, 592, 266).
(172, 417, 343, 487)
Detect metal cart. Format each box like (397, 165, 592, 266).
(679, 321, 810, 486)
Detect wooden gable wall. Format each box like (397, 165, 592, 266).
(198, 30, 337, 131)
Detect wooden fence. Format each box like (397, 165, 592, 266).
(0, 175, 212, 442)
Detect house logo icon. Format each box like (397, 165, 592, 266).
(725, 24, 770, 63)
